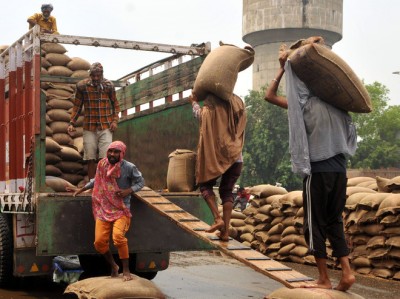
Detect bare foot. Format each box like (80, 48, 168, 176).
(205, 219, 224, 233)
(334, 274, 355, 291)
(123, 272, 134, 281)
(111, 264, 119, 277)
(216, 231, 230, 242)
(300, 279, 332, 289)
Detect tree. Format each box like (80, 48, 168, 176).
(349, 82, 400, 169)
(239, 88, 302, 191)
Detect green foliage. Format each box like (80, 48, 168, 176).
(239, 88, 302, 191)
(349, 82, 400, 169)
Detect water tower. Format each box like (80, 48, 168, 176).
(242, 0, 343, 91)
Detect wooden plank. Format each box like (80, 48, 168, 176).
(134, 188, 313, 289)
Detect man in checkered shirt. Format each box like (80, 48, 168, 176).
(68, 62, 120, 180)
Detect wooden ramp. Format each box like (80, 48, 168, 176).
(134, 187, 314, 288)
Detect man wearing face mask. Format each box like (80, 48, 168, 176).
(68, 62, 121, 180)
(72, 141, 145, 281)
(27, 4, 59, 34)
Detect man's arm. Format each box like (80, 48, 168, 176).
(109, 83, 120, 132)
(51, 17, 59, 34)
(27, 14, 39, 29)
(189, 93, 201, 120)
(67, 86, 84, 134)
(130, 166, 145, 193)
(264, 47, 289, 109)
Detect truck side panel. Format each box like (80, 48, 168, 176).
(36, 194, 213, 255)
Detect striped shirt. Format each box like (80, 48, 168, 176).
(70, 78, 120, 131)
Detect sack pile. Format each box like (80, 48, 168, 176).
(41, 43, 91, 191)
(227, 184, 317, 265)
(227, 177, 400, 280)
(345, 176, 400, 280)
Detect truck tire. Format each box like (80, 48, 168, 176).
(128, 254, 158, 280)
(78, 254, 109, 278)
(0, 213, 13, 287)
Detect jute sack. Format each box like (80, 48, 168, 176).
(46, 165, 62, 177)
(266, 287, 365, 299)
(58, 146, 83, 161)
(48, 66, 73, 77)
(347, 176, 375, 186)
(71, 70, 90, 78)
(67, 57, 91, 71)
(47, 109, 71, 122)
(45, 137, 62, 153)
(49, 121, 69, 134)
(45, 176, 75, 192)
(248, 184, 288, 198)
(0, 45, 9, 53)
(166, 149, 196, 192)
(289, 43, 372, 113)
(46, 152, 62, 164)
(61, 173, 84, 185)
(56, 161, 83, 173)
(64, 275, 165, 299)
(41, 43, 67, 54)
(46, 88, 73, 98)
(192, 42, 255, 101)
(45, 53, 71, 66)
(52, 133, 73, 145)
(47, 98, 74, 110)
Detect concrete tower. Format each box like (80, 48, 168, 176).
(242, 0, 343, 91)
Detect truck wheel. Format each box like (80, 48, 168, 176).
(78, 254, 109, 278)
(0, 213, 13, 287)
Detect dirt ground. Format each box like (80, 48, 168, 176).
(157, 251, 400, 299)
(1, 250, 400, 299)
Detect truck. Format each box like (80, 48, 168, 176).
(0, 26, 214, 285)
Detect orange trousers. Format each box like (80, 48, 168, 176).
(94, 216, 131, 259)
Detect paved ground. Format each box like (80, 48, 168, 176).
(1, 251, 400, 298)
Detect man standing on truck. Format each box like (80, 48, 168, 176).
(27, 4, 59, 34)
(71, 140, 145, 281)
(263, 45, 356, 291)
(68, 62, 120, 180)
(189, 92, 246, 241)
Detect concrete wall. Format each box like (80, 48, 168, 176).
(243, 0, 343, 92)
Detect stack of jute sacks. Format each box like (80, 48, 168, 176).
(228, 176, 400, 281)
(345, 176, 400, 280)
(41, 42, 91, 191)
(228, 184, 317, 266)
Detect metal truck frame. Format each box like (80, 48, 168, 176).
(0, 26, 213, 285)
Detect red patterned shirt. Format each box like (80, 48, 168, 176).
(70, 78, 120, 131)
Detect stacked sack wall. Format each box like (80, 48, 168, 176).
(345, 176, 400, 280)
(228, 177, 400, 281)
(41, 43, 91, 191)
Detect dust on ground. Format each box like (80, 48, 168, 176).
(168, 251, 400, 299)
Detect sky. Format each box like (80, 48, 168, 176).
(1, 0, 400, 106)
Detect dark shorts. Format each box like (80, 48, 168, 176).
(199, 162, 243, 204)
